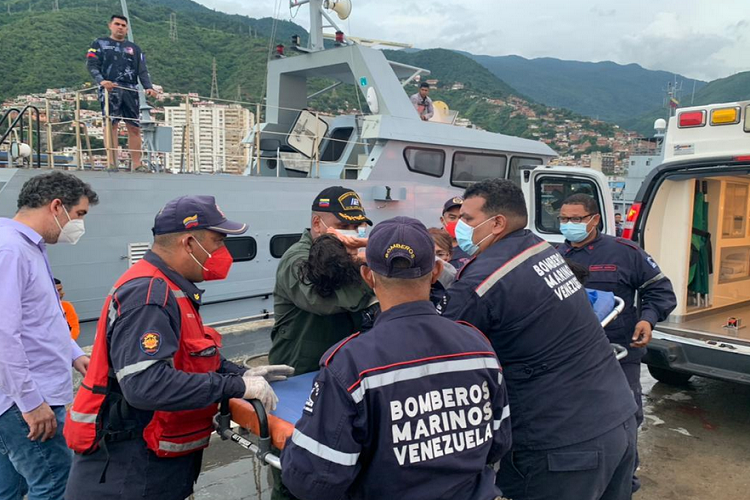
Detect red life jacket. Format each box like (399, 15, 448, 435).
(64, 259, 222, 458)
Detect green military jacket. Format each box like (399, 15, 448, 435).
(268, 230, 373, 374)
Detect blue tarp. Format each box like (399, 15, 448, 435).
(269, 371, 318, 425)
(587, 288, 616, 322)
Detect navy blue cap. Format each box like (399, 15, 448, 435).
(366, 216, 435, 279)
(312, 186, 372, 226)
(442, 196, 463, 214)
(152, 195, 248, 236)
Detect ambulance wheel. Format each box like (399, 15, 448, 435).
(647, 365, 692, 385)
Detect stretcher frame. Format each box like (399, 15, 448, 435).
(214, 295, 628, 469)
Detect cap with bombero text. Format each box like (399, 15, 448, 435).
(312, 186, 372, 226)
(152, 195, 248, 236)
(366, 216, 435, 279)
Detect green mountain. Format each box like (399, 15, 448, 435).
(622, 71, 750, 135)
(465, 53, 706, 125)
(0, 0, 303, 101)
(0, 0, 620, 152)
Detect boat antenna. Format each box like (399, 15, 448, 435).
(290, 0, 352, 52)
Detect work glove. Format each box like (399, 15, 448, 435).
(244, 364, 295, 382)
(242, 374, 279, 412)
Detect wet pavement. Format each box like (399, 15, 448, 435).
(187, 322, 750, 500)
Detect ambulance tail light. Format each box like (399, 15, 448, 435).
(622, 203, 642, 240)
(735, 155, 750, 162)
(710, 107, 740, 125)
(678, 110, 706, 128)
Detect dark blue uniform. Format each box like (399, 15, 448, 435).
(450, 246, 472, 270)
(558, 232, 677, 425)
(440, 229, 637, 500)
(87, 37, 153, 125)
(65, 251, 245, 500)
(281, 301, 511, 500)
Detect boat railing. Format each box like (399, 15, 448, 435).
(0, 84, 376, 177)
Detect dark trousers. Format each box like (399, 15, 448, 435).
(496, 415, 637, 500)
(620, 360, 643, 493)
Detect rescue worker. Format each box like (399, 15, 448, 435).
(281, 216, 511, 500)
(55, 278, 81, 340)
(268, 186, 374, 375)
(439, 179, 638, 500)
(557, 194, 677, 492)
(64, 195, 292, 500)
(410, 82, 435, 121)
(440, 196, 471, 269)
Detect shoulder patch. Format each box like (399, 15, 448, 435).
(436, 294, 450, 315)
(140, 332, 161, 355)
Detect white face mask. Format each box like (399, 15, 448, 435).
(54, 206, 85, 245)
(321, 219, 359, 239)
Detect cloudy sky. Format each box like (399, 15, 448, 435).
(198, 0, 749, 82)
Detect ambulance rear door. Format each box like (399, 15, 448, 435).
(523, 166, 615, 245)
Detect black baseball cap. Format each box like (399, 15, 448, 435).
(442, 196, 463, 214)
(152, 195, 248, 236)
(366, 216, 435, 279)
(312, 186, 372, 226)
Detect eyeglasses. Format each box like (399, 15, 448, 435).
(557, 214, 595, 224)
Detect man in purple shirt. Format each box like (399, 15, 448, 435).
(0, 171, 98, 500)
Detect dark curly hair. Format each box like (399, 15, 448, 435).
(298, 235, 362, 298)
(17, 171, 99, 211)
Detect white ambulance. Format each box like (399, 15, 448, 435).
(625, 101, 750, 385)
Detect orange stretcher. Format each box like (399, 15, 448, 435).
(214, 296, 628, 469)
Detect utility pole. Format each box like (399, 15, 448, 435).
(210, 57, 219, 99)
(236, 84, 241, 102)
(53, 0, 59, 12)
(169, 13, 178, 42)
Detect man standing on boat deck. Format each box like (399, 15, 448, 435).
(64, 195, 291, 500)
(87, 14, 158, 169)
(281, 217, 511, 500)
(439, 179, 638, 500)
(0, 171, 96, 500)
(558, 193, 676, 493)
(410, 82, 435, 121)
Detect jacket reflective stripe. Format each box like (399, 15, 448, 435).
(173, 290, 187, 298)
(639, 272, 666, 290)
(475, 241, 550, 297)
(70, 410, 98, 424)
(158, 436, 211, 453)
(351, 357, 500, 404)
(291, 428, 360, 466)
(493, 405, 510, 430)
(115, 359, 161, 381)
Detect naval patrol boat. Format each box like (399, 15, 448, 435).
(0, 0, 586, 343)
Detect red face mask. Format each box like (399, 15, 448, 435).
(444, 220, 458, 239)
(190, 238, 234, 281)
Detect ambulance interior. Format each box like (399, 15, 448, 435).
(642, 174, 750, 342)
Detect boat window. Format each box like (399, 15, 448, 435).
(535, 176, 601, 234)
(451, 152, 507, 188)
(270, 234, 303, 259)
(404, 147, 445, 177)
(226, 236, 257, 262)
(508, 156, 543, 186)
(320, 127, 354, 163)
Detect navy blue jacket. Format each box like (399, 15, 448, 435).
(87, 37, 153, 89)
(558, 232, 677, 358)
(281, 301, 511, 500)
(440, 229, 636, 451)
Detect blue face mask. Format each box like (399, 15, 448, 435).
(455, 217, 494, 256)
(560, 222, 591, 243)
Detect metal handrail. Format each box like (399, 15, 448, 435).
(0, 105, 42, 168)
(0, 107, 21, 131)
